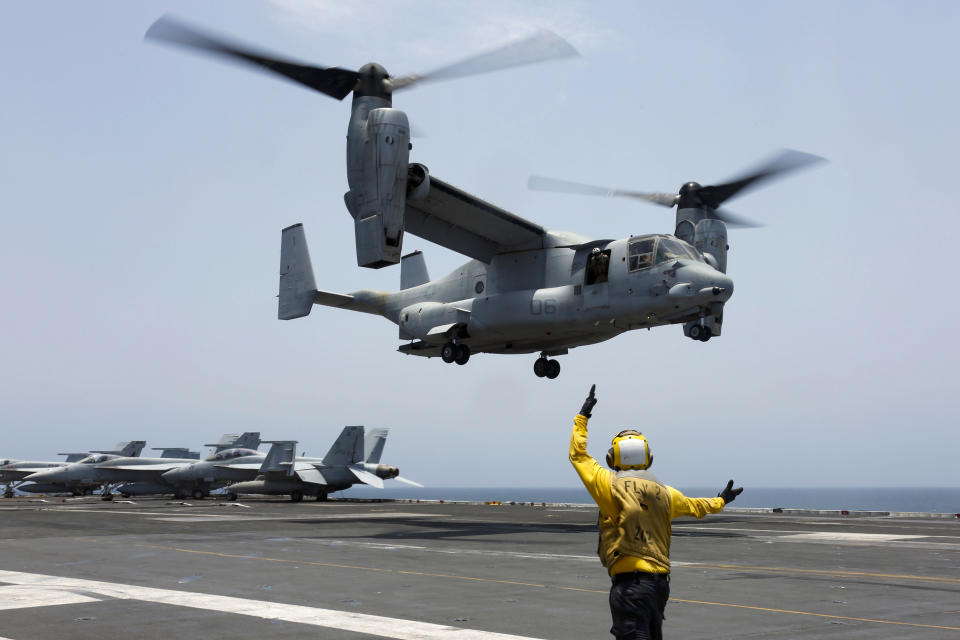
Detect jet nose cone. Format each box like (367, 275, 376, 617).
(714, 273, 734, 300)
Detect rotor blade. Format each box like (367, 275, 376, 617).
(697, 149, 825, 209)
(708, 208, 764, 229)
(145, 15, 359, 100)
(390, 30, 578, 90)
(392, 476, 424, 488)
(528, 175, 678, 207)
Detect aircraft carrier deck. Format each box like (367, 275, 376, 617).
(1, 497, 958, 639)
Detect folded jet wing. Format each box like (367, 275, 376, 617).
(405, 170, 546, 262)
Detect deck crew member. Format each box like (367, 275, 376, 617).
(569, 384, 743, 640)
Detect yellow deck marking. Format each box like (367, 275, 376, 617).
(138, 543, 960, 633)
(694, 561, 960, 584)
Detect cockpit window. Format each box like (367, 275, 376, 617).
(80, 454, 109, 464)
(628, 237, 655, 272)
(656, 237, 699, 264)
(207, 448, 257, 462)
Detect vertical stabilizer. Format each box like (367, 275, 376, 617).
(322, 426, 365, 466)
(260, 441, 298, 475)
(400, 251, 429, 289)
(154, 448, 200, 460)
(279, 224, 318, 320)
(94, 441, 146, 457)
(232, 432, 261, 451)
(364, 428, 389, 463)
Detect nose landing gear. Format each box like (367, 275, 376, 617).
(534, 355, 561, 379)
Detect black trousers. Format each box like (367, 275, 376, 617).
(609, 572, 670, 640)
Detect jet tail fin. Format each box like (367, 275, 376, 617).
(363, 428, 389, 463)
(92, 441, 146, 457)
(279, 223, 318, 320)
(322, 426, 364, 466)
(232, 432, 261, 451)
(153, 448, 200, 460)
(260, 441, 298, 475)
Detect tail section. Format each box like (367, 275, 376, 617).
(153, 447, 200, 460)
(260, 441, 298, 475)
(92, 441, 146, 457)
(363, 428, 389, 463)
(232, 432, 261, 451)
(400, 251, 430, 289)
(322, 426, 364, 466)
(279, 224, 318, 320)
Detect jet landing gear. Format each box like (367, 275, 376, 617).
(688, 324, 711, 342)
(441, 342, 470, 365)
(533, 355, 561, 379)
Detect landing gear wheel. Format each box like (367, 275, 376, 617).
(227, 493, 238, 502)
(121, 493, 131, 499)
(101, 493, 114, 502)
(454, 344, 471, 365)
(699, 330, 712, 342)
(4, 491, 13, 499)
(72, 490, 83, 497)
(689, 324, 703, 340)
(545, 359, 561, 379)
(290, 490, 304, 503)
(317, 492, 328, 502)
(441, 342, 456, 363)
(533, 357, 548, 377)
(192, 488, 207, 500)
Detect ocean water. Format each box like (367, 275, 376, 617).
(339, 486, 960, 513)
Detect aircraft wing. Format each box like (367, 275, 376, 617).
(295, 467, 328, 486)
(103, 464, 186, 472)
(405, 172, 545, 262)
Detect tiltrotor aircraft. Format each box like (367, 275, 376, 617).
(147, 17, 822, 378)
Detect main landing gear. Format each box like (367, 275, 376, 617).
(533, 355, 561, 379)
(441, 341, 470, 365)
(688, 324, 711, 342)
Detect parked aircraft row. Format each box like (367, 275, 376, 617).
(0, 428, 419, 502)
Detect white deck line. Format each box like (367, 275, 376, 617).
(0, 570, 545, 640)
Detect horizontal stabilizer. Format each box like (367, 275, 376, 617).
(313, 290, 355, 308)
(279, 224, 318, 320)
(348, 465, 384, 489)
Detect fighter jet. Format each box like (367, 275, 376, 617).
(21, 444, 198, 500)
(225, 427, 421, 502)
(4, 441, 146, 497)
(112, 433, 263, 498)
(161, 446, 265, 499)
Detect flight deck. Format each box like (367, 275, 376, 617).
(0, 497, 958, 639)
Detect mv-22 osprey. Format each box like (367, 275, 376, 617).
(148, 17, 822, 379)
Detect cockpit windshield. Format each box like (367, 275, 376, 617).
(628, 235, 701, 272)
(207, 448, 258, 462)
(79, 454, 110, 464)
(656, 236, 701, 264)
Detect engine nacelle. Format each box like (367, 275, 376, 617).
(694, 218, 728, 273)
(345, 104, 411, 269)
(399, 301, 470, 343)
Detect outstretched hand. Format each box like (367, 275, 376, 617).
(718, 480, 743, 504)
(580, 384, 598, 418)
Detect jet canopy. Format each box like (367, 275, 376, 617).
(206, 448, 259, 462)
(79, 454, 112, 464)
(627, 234, 703, 272)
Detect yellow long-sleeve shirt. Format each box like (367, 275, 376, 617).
(569, 413, 726, 575)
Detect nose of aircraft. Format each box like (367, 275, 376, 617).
(24, 469, 60, 483)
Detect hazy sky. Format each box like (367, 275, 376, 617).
(2, 1, 957, 488)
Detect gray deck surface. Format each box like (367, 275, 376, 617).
(0, 497, 958, 639)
